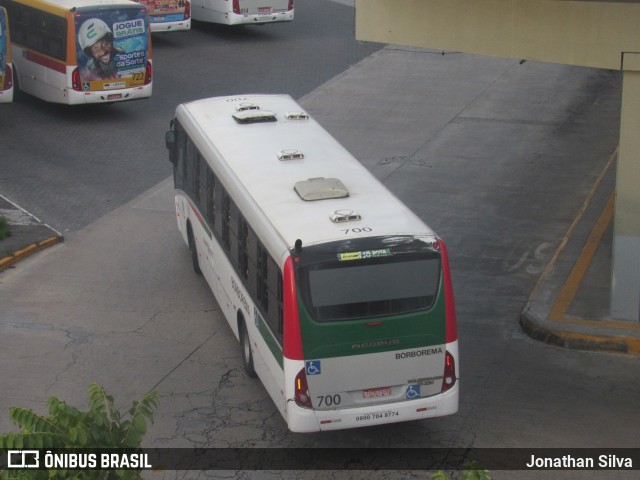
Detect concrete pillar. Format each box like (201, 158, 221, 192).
(611, 56, 640, 321)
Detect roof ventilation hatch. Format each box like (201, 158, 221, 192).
(330, 209, 361, 223)
(294, 177, 349, 201)
(285, 111, 310, 120)
(235, 103, 260, 112)
(277, 149, 304, 161)
(232, 110, 277, 124)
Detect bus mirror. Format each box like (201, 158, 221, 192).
(165, 130, 175, 150)
(165, 131, 178, 165)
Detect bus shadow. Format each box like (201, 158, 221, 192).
(191, 19, 280, 42)
(14, 93, 139, 124)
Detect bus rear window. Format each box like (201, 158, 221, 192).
(301, 256, 441, 322)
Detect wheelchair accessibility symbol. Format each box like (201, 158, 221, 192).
(305, 360, 321, 375)
(406, 384, 421, 399)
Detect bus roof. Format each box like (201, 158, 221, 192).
(176, 94, 437, 256)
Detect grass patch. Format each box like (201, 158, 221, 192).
(0, 216, 11, 241)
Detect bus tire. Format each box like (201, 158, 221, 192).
(187, 223, 202, 275)
(12, 65, 24, 101)
(239, 319, 257, 378)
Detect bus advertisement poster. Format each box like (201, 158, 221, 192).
(75, 9, 149, 89)
(135, 0, 189, 24)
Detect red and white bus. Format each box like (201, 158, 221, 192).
(166, 94, 459, 432)
(0, 0, 152, 104)
(0, 5, 13, 102)
(191, 0, 293, 26)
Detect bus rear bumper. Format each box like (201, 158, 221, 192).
(227, 10, 294, 25)
(70, 84, 152, 104)
(150, 18, 191, 33)
(286, 384, 459, 433)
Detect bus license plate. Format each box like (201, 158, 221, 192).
(259, 7, 272, 13)
(107, 94, 122, 101)
(363, 386, 392, 398)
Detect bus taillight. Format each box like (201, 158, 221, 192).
(4, 64, 12, 90)
(71, 67, 82, 91)
(184, 0, 191, 19)
(441, 351, 457, 392)
(288, 0, 294, 11)
(145, 61, 152, 85)
(294, 368, 312, 408)
(232, 0, 240, 14)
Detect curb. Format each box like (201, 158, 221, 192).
(0, 236, 63, 272)
(519, 313, 640, 355)
(519, 149, 640, 356)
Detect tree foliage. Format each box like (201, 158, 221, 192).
(431, 468, 493, 480)
(0, 383, 159, 480)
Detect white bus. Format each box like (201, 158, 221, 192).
(165, 94, 459, 432)
(134, 0, 190, 32)
(0, 5, 13, 102)
(190, 0, 293, 25)
(0, 0, 152, 104)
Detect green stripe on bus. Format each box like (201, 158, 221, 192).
(255, 308, 283, 368)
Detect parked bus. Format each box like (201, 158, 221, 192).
(0, 0, 152, 104)
(190, 0, 293, 25)
(165, 94, 459, 432)
(135, 0, 190, 32)
(0, 5, 13, 102)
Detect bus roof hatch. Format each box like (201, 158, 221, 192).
(294, 177, 349, 201)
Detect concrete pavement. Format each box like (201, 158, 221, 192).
(0, 194, 62, 272)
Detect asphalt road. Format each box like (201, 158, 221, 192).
(0, 0, 380, 233)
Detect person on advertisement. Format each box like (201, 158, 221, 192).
(77, 18, 124, 80)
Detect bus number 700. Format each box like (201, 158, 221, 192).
(316, 394, 341, 407)
(341, 227, 372, 235)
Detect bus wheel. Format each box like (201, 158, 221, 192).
(12, 65, 24, 101)
(187, 224, 202, 275)
(239, 320, 257, 378)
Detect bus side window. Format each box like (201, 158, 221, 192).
(228, 200, 240, 265)
(173, 127, 187, 190)
(213, 184, 224, 239)
(198, 151, 207, 204)
(257, 244, 268, 312)
(221, 190, 231, 250)
(238, 216, 249, 280)
(206, 169, 216, 228)
(246, 229, 259, 298)
(192, 150, 201, 204)
(185, 139, 195, 199)
(266, 256, 283, 341)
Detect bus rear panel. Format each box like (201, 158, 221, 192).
(2, 0, 152, 104)
(134, 0, 191, 32)
(191, 0, 293, 25)
(284, 236, 458, 432)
